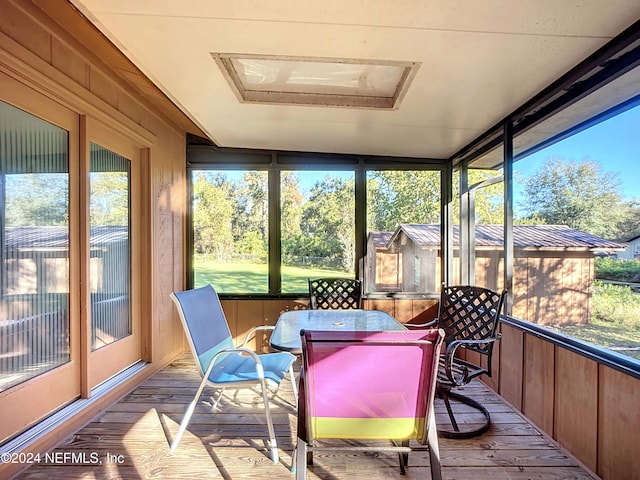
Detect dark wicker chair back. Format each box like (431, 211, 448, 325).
(308, 278, 362, 310)
(438, 285, 504, 370)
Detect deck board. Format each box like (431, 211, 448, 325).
(16, 354, 597, 479)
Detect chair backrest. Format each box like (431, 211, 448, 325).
(308, 278, 362, 310)
(170, 284, 235, 377)
(437, 285, 505, 356)
(300, 329, 444, 444)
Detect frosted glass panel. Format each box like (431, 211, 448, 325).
(231, 58, 404, 96)
(0, 100, 70, 392)
(90, 144, 131, 350)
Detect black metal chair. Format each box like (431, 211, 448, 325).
(308, 278, 362, 310)
(409, 285, 506, 439)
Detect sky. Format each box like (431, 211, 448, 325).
(513, 104, 640, 202)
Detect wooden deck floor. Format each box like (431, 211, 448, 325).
(17, 354, 597, 480)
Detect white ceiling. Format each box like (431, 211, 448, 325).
(70, 1, 640, 160)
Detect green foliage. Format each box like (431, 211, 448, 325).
(5, 173, 69, 226)
(235, 231, 267, 259)
(90, 171, 129, 225)
(595, 257, 640, 282)
(281, 171, 303, 237)
(452, 169, 505, 225)
(591, 282, 640, 328)
(294, 176, 355, 271)
(192, 173, 234, 259)
(367, 171, 440, 231)
(552, 282, 640, 360)
(518, 158, 635, 239)
(233, 171, 268, 250)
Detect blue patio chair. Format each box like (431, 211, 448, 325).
(169, 284, 297, 463)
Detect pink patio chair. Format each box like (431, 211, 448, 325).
(169, 284, 297, 463)
(295, 328, 445, 479)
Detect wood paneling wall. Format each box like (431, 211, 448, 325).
(0, 2, 202, 476)
(0, 0, 197, 364)
(495, 321, 640, 480)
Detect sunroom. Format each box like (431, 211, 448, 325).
(1, 1, 640, 479)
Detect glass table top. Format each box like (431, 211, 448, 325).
(270, 309, 406, 353)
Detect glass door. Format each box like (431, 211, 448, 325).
(86, 127, 142, 389)
(0, 74, 145, 443)
(0, 83, 81, 443)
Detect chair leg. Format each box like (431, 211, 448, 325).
(438, 390, 492, 439)
(211, 387, 226, 410)
(259, 378, 279, 464)
(427, 409, 442, 480)
(289, 363, 298, 405)
(170, 375, 210, 453)
(440, 389, 460, 432)
(398, 439, 409, 475)
(295, 438, 307, 480)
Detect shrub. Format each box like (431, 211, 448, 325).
(595, 257, 640, 282)
(592, 281, 640, 331)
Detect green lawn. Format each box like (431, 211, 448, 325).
(194, 257, 350, 293)
(551, 318, 640, 360)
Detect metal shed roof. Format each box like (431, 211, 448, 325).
(387, 224, 625, 250)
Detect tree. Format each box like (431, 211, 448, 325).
(455, 169, 504, 225)
(233, 171, 268, 259)
(281, 171, 304, 235)
(5, 173, 69, 226)
(284, 175, 355, 271)
(192, 173, 234, 260)
(368, 171, 440, 231)
(613, 199, 640, 241)
(518, 158, 630, 239)
(90, 171, 129, 225)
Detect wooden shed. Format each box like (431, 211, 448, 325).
(384, 224, 624, 325)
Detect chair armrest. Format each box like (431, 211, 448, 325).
(241, 325, 276, 348)
(204, 347, 266, 379)
(405, 318, 438, 328)
(442, 335, 501, 386)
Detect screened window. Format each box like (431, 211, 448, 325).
(452, 163, 505, 290)
(365, 170, 441, 294)
(512, 104, 640, 362)
(281, 171, 355, 293)
(0, 100, 70, 391)
(188, 161, 444, 296)
(191, 170, 269, 294)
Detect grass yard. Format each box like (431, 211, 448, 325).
(194, 256, 350, 293)
(550, 283, 640, 360)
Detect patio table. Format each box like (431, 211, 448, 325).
(270, 309, 406, 354)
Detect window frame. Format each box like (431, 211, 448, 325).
(186, 147, 450, 298)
